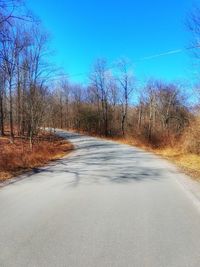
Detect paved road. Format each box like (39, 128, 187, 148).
(1, 130, 200, 267)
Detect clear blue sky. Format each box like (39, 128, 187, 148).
(27, 0, 195, 83)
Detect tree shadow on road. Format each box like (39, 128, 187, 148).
(2, 134, 178, 188)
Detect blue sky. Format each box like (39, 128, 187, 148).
(27, 0, 196, 84)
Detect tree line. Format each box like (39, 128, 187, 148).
(0, 0, 199, 154)
(0, 0, 52, 147)
(45, 69, 191, 145)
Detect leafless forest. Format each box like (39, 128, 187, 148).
(0, 0, 199, 157)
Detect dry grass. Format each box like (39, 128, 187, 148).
(0, 132, 73, 182)
(154, 148, 200, 180)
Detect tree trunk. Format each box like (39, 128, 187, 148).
(9, 80, 14, 141)
(0, 91, 4, 136)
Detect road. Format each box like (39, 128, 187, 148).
(0, 130, 200, 267)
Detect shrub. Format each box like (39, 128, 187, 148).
(182, 117, 200, 155)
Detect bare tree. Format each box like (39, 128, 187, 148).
(90, 59, 110, 136)
(116, 59, 134, 136)
(1, 23, 29, 138)
(0, 69, 5, 135)
(22, 26, 52, 148)
(136, 80, 189, 145)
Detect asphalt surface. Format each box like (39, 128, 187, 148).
(0, 130, 200, 267)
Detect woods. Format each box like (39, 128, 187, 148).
(0, 0, 199, 158)
(1, 3, 200, 266)
(47, 77, 191, 146)
(0, 1, 51, 146)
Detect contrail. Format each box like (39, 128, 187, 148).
(140, 49, 183, 61)
(56, 46, 200, 80)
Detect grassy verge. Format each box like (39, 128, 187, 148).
(0, 131, 73, 182)
(154, 148, 200, 180)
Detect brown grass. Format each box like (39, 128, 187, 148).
(0, 132, 73, 182)
(154, 148, 200, 180)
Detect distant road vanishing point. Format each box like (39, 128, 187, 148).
(0, 130, 200, 267)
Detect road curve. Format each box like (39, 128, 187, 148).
(0, 130, 200, 267)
